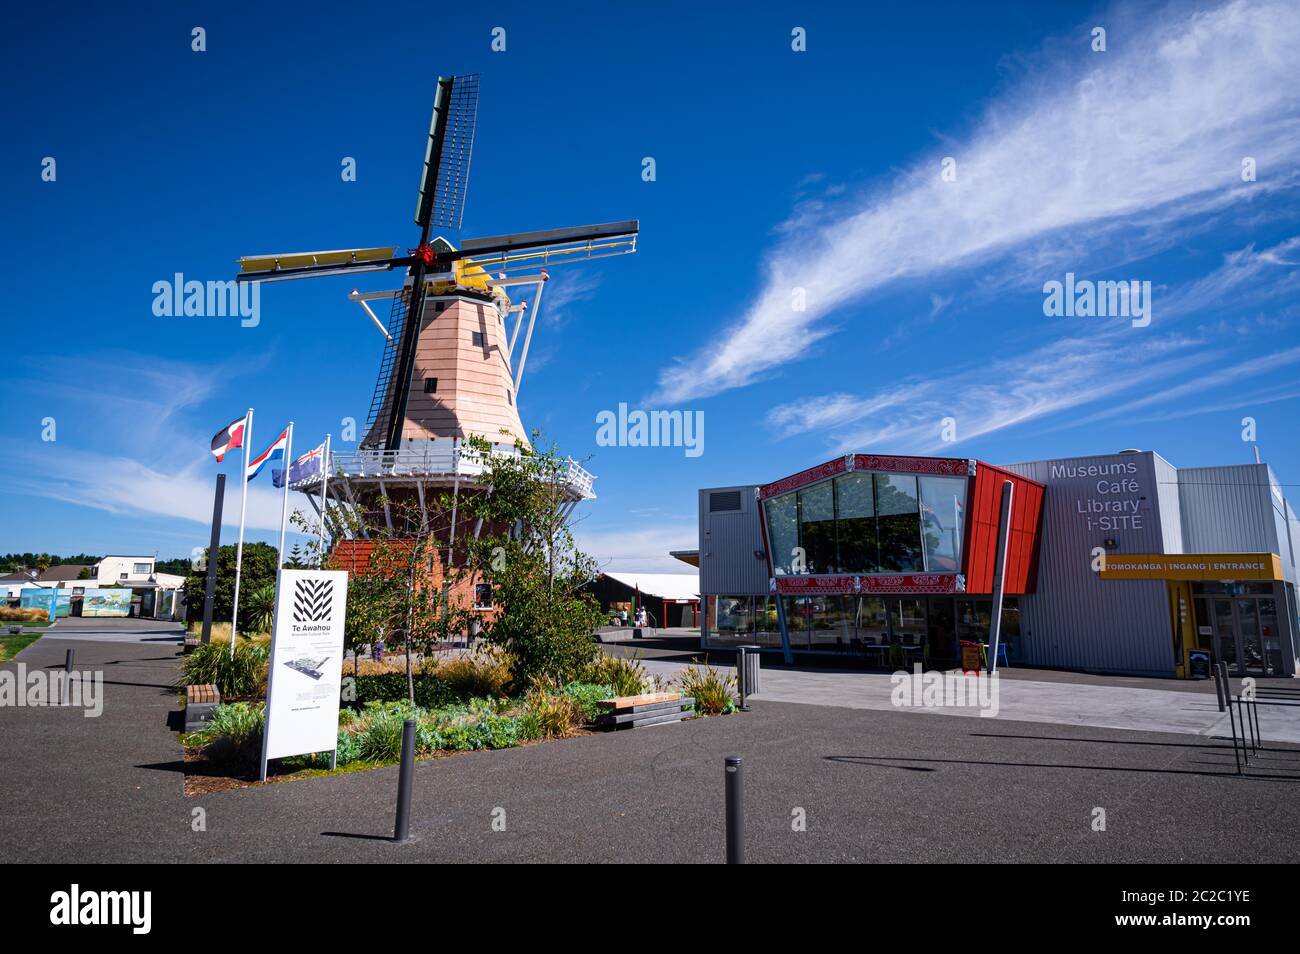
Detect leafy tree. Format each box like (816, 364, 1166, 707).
(245, 584, 278, 634)
(182, 542, 279, 625)
(458, 435, 603, 685)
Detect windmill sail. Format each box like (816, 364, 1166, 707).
(414, 73, 479, 231)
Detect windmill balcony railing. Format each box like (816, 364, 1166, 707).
(292, 442, 596, 499)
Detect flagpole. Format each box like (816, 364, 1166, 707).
(276, 423, 294, 571)
(318, 433, 331, 567)
(230, 408, 254, 661)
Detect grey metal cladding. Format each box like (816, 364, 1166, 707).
(1002, 452, 1174, 675)
(699, 485, 768, 596)
(1178, 463, 1280, 555)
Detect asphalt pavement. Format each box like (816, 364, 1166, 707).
(4, 633, 1300, 863)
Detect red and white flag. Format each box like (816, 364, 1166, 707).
(210, 415, 248, 462)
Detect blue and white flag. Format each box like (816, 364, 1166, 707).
(273, 442, 325, 488)
(247, 426, 290, 482)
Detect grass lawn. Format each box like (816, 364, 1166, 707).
(0, 631, 42, 662)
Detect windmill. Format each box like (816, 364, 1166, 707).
(234, 74, 637, 543)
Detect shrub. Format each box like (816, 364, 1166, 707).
(584, 654, 648, 696)
(0, 607, 50, 622)
(334, 729, 363, 766)
(357, 710, 407, 762)
(677, 663, 735, 716)
(185, 621, 232, 642)
(180, 641, 269, 697)
(562, 681, 613, 724)
(192, 702, 265, 768)
(524, 685, 582, 739)
(350, 672, 454, 710)
(433, 651, 513, 700)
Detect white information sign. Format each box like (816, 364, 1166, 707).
(261, 569, 349, 769)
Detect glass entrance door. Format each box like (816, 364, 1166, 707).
(1211, 598, 1236, 671)
(1235, 599, 1266, 674)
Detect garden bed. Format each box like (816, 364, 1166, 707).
(176, 652, 738, 794)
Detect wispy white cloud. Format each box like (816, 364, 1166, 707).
(652, 0, 1300, 403)
(574, 521, 699, 574)
(0, 444, 289, 533)
(766, 335, 1220, 454)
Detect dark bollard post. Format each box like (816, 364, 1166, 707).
(737, 648, 749, 712)
(1212, 663, 1226, 712)
(393, 719, 417, 842)
(1251, 693, 1262, 753)
(64, 649, 74, 673)
(1226, 692, 1242, 775)
(725, 755, 744, 864)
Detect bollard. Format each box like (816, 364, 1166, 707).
(737, 648, 750, 712)
(1226, 692, 1242, 775)
(725, 755, 744, 864)
(64, 648, 74, 673)
(393, 719, 417, 842)
(1212, 663, 1226, 712)
(1251, 692, 1262, 754)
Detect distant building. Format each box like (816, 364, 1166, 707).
(5, 556, 186, 620)
(585, 571, 700, 628)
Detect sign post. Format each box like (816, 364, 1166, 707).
(259, 568, 349, 782)
(200, 473, 225, 644)
(986, 480, 1014, 675)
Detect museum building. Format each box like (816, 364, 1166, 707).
(692, 450, 1299, 678)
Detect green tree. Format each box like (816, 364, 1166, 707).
(458, 435, 603, 685)
(244, 584, 278, 634)
(182, 542, 279, 625)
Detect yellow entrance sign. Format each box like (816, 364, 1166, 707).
(1100, 553, 1282, 581)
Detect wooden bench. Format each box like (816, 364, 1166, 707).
(183, 635, 200, 654)
(596, 692, 694, 730)
(184, 683, 221, 732)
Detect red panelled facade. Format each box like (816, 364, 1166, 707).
(962, 463, 1045, 595)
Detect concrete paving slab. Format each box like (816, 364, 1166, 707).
(639, 658, 1300, 744)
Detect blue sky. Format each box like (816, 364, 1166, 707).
(3, 0, 1298, 570)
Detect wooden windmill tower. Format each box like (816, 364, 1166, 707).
(234, 74, 637, 551)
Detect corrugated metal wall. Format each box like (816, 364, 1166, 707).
(1154, 454, 1183, 554)
(1178, 464, 1280, 553)
(1002, 452, 1175, 675)
(699, 485, 769, 597)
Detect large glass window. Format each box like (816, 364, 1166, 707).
(753, 597, 782, 649)
(764, 494, 799, 575)
(834, 473, 876, 572)
(852, 596, 890, 646)
(798, 481, 837, 574)
(919, 475, 966, 572)
(712, 596, 755, 645)
(875, 474, 923, 571)
(890, 598, 927, 647)
(808, 596, 853, 649)
(783, 596, 810, 650)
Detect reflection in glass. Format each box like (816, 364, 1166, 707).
(919, 475, 966, 572)
(784, 596, 810, 650)
(764, 494, 799, 575)
(799, 482, 836, 574)
(875, 474, 923, 571)
(890, 598, 927, 647)
(809, 596, 853, 649)
(834, 473, 876, 572)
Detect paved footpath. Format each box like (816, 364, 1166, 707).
(4, 632, 1300, 863)
(637, 657, 1300, 744)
